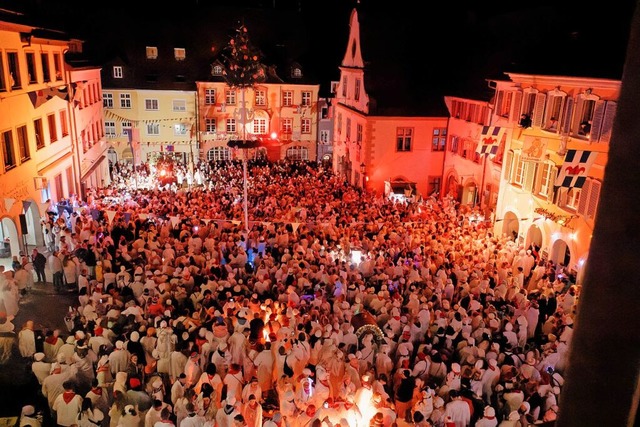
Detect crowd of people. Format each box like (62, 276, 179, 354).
(6, 159, 578, 427)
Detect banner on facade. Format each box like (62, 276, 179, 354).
(521, 136, 548, 162)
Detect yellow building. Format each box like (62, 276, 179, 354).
(491, 73, 618, 282)
(0, 18, 91, 256)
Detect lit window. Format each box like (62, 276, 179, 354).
(432, 128, 446, 151)
(174, 48, 186, 61)
(282, 91, 293, 107)
(225, 89, 236, 105)
(173, 100, 186, 112)
(301, 118, 311, 134)
(146, 123, 160, 135)
(113, 66, 123, 79)
(396, 127, 412, 152)
(255, 89, 266, 106)
(103, 93, 113, 108)
(120, 93, 131, 109)
(226, 119, 236, 133)
(105, 121, 116, 137)
(205, 89, 216, 105)
(301, 91, 311, 107)
(205, 118, 216, 133)
(146, 46, 158, 59)
(145, 99, 159, 110)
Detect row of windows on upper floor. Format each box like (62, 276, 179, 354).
(0, 49, 64, 92)
(102, 89, 314, 110)
(111, 61, 304, 79)
(0, 110, 70, 172)
(339, 75, 362, 102)
(493, 88, 617, 144)
(205, 146, 310, 162)
(105, 116, 315, 138)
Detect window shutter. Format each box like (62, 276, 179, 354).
(523, 162, 536, 192)
(577, 179, 590, 215)
(510, 90, 523, 122)
(495, 91, 504, 114)
(504, 150, 514, 182)
(556, 188, 568, 208)
(533, 162, 542, 195)
(549, 166, 558, 202)
(597, 101, 616, 144)
(563, 97, 574, 134)
(587, 179, 601, 219)
(532, 93, 547, 127)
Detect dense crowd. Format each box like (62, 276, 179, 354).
(5, 159, 577, 427)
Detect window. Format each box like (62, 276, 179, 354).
(253, 118, 266, 135)
(428, 176, 441, 196)
(226, 119, 236, 133)
(41, 52, 51, 83)
(282, 118, 293, 134)
(205, 118, 216, 133)
(54, 174, 63, 200)
(354, 78, 361, 101)
(16, 125, 29, 162)
(396, 127, 413, 152)
(282, 90, 293, 107)
(53, 53, 63, 80)
(301, 91, 311, 107)
(103, 93, 114, 108)
(577, 178, 601, 220)
(146, 46, 158, 59)
(292, 67, 302, 78)
(301, 118, 311, 134)
(212, 65, 223, 76)
(543, 89, 566, 132)
(207, 147, 230, 161)
(146, 123, 160, 135)
(225, 89, 236, 105)
(450, 135, 459, 153)
(7, 52, 21, 89)
(356, 124, 363, 145)
(432, 128, 447, 151)
(120, 93, 131, 108)
(105, 121, 116, 137)
(26, 52, 37, 84)
(535, 160, 556, 200)
(121, 121, 132, 136)
(496, 90, 513, 118)
(520, 89, 537, 120)
(512, 151, 524, 185)
(341, 76, 347, 97)
(321, 106, 328, 119)
(557, 187, 581, 210)
(113, 66, 123, 79)
(204, 89, 216, 105)
(2, 130, 16, 170)
(286, 145, 308, 161)
(346, 118, 351, 141)
(320, 130, 329, 144)
(59, 110, 69, 137)
(34, 118, 44, 149)
(255, 89, 266, 106)
(173, 100, 186, 112)
(145, 99, 159, 110)
(47, 114, 58, 143)
(174, 124, 188, 136)
(572, 91, 599, 140)
(66, 167, 74, 196)
(174, 48, 186, 61)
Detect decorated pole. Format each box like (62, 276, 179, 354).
(221, 23, 265, 233)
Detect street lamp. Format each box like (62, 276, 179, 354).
(360, 162, 366, 189)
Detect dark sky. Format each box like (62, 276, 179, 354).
(1, 0, 636, 99)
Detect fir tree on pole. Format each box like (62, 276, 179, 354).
(221, 23, 265, 89)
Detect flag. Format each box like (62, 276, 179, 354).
(555, 149, 597, 188)
(166, 145, 174, 152)
(476, 126, 504, 157)
(28, 85, 69, 109)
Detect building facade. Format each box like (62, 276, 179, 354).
(332, 9, 448, 198)
(0, 19, 81, 256)
(196, 62, 319, 163)
(491, 73, 618, 282)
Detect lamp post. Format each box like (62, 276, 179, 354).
(360, 162, 366, 190)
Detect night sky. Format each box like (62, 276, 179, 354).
(0, 0, 636, 99)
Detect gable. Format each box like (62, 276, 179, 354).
(341, 9, 364, 68)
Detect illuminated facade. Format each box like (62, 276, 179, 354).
(333, 9, 448, 197)
(490, 73, 618, 282)
(0, 18, 97, 256)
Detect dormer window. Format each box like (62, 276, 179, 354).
(212, 65, 223, 76)
(174, 48, 186, 61)
(146, 46, 158, 59)
(292, 67, 302, 78)
(113, 66, 123, 79)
